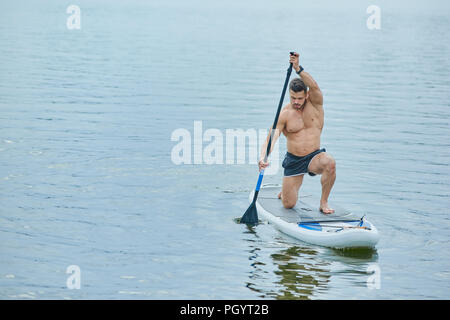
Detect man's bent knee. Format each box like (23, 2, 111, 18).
(324, 157, 336, 174)
(282, 198, 297, 209)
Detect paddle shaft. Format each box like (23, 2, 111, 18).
(251, 60, 293, 203)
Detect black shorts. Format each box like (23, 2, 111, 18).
(282, 148, 326, 177)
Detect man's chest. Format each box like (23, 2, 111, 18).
(284, 106, 322, 134)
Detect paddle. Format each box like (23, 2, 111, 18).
(240, 52, 294, 225)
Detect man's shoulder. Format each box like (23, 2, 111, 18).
(279, 104, 291, 121)
(281, 103, 293, 113)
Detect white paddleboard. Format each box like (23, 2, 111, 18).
(249, 185, 379, 249)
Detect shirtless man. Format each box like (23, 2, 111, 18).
(258, 52, 336, 214)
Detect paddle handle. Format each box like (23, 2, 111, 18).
(256, 169, 265, 191)
(249, 169, 264, 203)
(253, 57, 293, 202)
(242, 53, 295, 224)
(264, 60, 293, 162)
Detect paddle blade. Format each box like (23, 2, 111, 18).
(240, 202, 258, 225)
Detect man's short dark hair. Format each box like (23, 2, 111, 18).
(289, 78, 308, 93)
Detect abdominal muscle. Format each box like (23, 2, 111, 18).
(284, 127, 322, 156)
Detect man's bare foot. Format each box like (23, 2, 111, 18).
(277, 192, 282, 199)
(319, 203, 335, 214)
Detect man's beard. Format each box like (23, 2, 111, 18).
(293, 101, 306, 110)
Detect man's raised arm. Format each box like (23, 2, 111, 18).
(290, 52, 323, 107)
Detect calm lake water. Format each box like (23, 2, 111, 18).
(1, 0, 449, 299)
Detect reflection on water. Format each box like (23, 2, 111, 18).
(243, 224, 379, 299)
(270, 246, 330, 300)
(331, 247, 378, 260)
